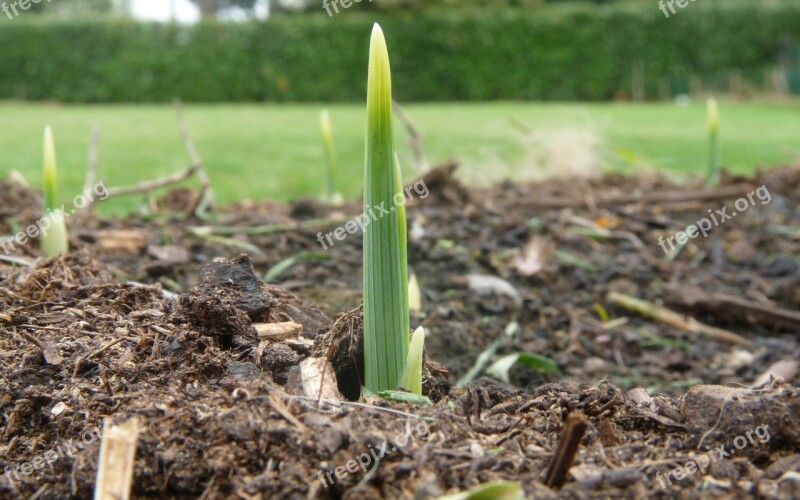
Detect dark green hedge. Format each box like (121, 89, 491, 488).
(2, 1, 799, 102)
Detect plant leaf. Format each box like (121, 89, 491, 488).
(436, 481, 525, 500)
(554, 250, 596, 272)
(487, 352, 559, 384)
(377, 390, 432, 406)
(40, 126, 68, 257)
(408, 272, 422, 314)
(363, 24, 409, 393)
(264, 252, 329, 283)
(399, 326, 425, 395)
(515, 352, 559, 373)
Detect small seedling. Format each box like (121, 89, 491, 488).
(705, 97, 720, 187)
(408, 272, 422, 314)
(362, 24, 424, 395)
(40, 126, 69, 257)
(320, 109, 342, 204)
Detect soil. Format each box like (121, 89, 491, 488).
(1, 164, 799, 499)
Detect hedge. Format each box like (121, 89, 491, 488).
(1, 1, 799, 102)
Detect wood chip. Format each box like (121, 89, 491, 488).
(94, 417, 140, 500)
(254, 321, 303, 340)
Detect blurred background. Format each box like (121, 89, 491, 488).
(1, 0, 798, 213)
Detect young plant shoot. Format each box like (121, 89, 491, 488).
(705, 98, 720, 187)
(320, 109, 341, 204)
(362, 24, 416, 394)
(408, 273, 422, 314)
(41, 126, 69, 257)
(398, 326, 425, 395)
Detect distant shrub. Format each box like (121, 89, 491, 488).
(1, 0, 799, 102)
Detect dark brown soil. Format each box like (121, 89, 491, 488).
(1, 165, 799, 498)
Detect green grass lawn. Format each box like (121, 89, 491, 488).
(0, 102, 797, 215)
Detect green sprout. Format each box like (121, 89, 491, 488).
(437, 480, 524, 500)
(408, 272, 422, 314)
(398, 326, 425, 395)
(320, 109, 341, 204)
(705, 98, 720, 187)
(40, 126, 69, 257)
(363, 24, 422, 394)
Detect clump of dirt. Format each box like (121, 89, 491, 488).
(313, 305, 365, 401)
(0, 179, 42, 238)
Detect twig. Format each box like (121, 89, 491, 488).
(73, 336, 127, 377)
(269, 394, 308, 433)
(279, 394, 429, 420)
(348, 441, 386, 493)
(21, 330, 64, 367)
(185, 229, 264, 255)
(106, 166, 200, 197)
(663, 283, 800, 332)
(174, 99, 214, 217)
(187, 215, 351, 237)
(608, 292, 751, 346)
(19, 330, 45, 350)
(174, 99, 201, 167)
(393, 101, 430, 174)
(769, 225, 800, 239)
(83, 102, 213, 215)
(0, 255, 34, 267)
(83, 127, 100, 196)
(506, 185, 756, 210)
(545, 413, 589, 489)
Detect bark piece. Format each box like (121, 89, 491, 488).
(286, 357, 342, 400)
(254, 321, 303, 340)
